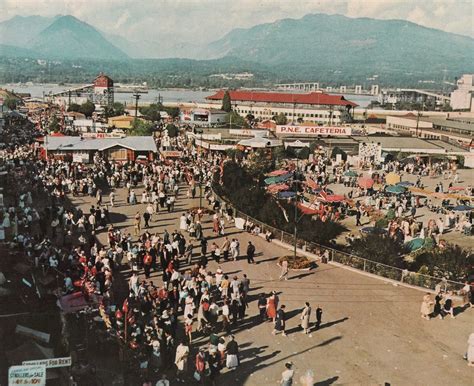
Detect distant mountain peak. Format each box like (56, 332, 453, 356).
(24, 14, 127, 60)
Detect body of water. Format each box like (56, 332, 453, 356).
(1, 83, 374, 108)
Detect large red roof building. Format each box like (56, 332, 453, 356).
(205, 90, 357, 125)
(206, 90, 358, 108)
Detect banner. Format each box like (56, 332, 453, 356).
(81, 132, 125, 139)
(8, 365, 46, 385)
(23, 357, 72, 369)
(276, 125, 352, 136)
(229, 129, 269, 137)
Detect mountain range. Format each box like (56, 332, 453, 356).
(1, 13, 473, 81)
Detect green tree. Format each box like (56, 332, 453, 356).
(130, 120, 154, 136)
(246, 113, 255, 123)
(227, 111, 246, 128)
(67, 103, 81, 113)
(221, 90, 232, 112)
(79, 101, 95, 117)
(272, 113, 287, 125)
(49, 116, 60, 132)
(103, 102, 125, 118)
(411, 244, 473, 282)
(165, 123, 179, 137)
(140, 103, 161, 122)
(4, 96, 19, 110)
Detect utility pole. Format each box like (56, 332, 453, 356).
(415, 110, 420, 137)
(133, 92, 141, 122)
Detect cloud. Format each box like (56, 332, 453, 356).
(1, 0, 472, 45)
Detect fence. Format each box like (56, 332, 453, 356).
(213, 188, 465, 293)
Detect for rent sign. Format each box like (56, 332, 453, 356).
(8, 365, 46, 385)
(276, 125, 352, 136)
(23, 356, 72, 369)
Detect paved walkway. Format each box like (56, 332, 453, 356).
(69, 185, 473, 386)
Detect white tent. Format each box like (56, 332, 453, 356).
(238, 137, 282, 148)
(284, 140, 310, 149)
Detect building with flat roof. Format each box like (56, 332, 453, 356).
(355, 136, 468, 155)
(44, 135, 157, 163)
(180, 108, 228, 126)
(386, 114, 473, 149)
(204, 90, 357, 125)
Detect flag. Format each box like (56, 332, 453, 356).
(276, 200, 290, 223)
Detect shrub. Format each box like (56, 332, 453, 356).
(349, 233, 407, 268)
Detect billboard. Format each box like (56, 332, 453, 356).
(276, 125, 352, 136)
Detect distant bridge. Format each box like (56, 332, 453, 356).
(275, 82, 376, 95)
(274, 83, 450, 101)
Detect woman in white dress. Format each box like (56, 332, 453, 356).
(174, 341, 189, 382)
(467, 333, 474, 366)
(179, 213, 188, 231)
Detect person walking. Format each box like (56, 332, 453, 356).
(272, 305, 287, 336)
(279, 259, 289, 280)
(109, 191, 115, 207)
(315, 305, 323, 330)
(280, 362, 294, 386)
(355, 209, 362, 226)
(175, 340, 189, 383)
(266, 291, 278, 322)
(226, 335, 239, 370)
(195, 221, 203, 241)
(194, 349, 206, 383)
(133, 212, 141, 237)
(143, 211, 151, 229)
(143, 251, 152, 279)
(230, 238, 239, 261)
(258, 293, 267, 322)
(221, 237, 230, 261)
(246, 241, 255, 264)
(200, 237, 208, 257)
(467, 332, 474, 367)
(300, 302, 311, 334)
(96, 189, 102, 206)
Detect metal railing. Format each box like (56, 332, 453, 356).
(213, 187, 465, 293)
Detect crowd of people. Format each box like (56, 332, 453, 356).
(1, 111, 473, 386)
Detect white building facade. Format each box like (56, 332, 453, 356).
(450, 74, 474, 111)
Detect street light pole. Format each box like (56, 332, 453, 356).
(293, 155, 300, 260)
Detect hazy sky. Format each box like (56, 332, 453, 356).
(1, 0, 473, 44)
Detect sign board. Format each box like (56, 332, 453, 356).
(8, 364, 46, 385)
(23, 356, 72, 369)
(195, 139, 234, 151)
(276, 125, 352, 136)
(161, 150, 183, 158)
(81, 132, 125, 139)
(358, 142, 382, 164)
(229, 129, 269, 137)
(72, 153, 88, 163)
